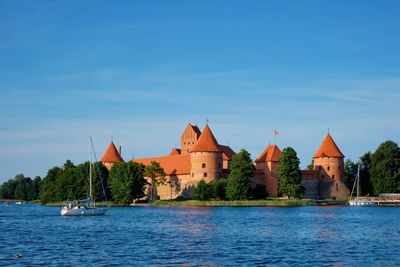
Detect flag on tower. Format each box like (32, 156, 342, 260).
(274, 130, 279, 136)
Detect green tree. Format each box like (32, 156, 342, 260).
(278, 147, 304, 198)
(40, 166, 63, 204)
(109, 161, 147, 204)
(31, 176, 42, 200)
(306, 160, 314, 170)
(344, 159, 358, 193)
(144, 161, 167, 200)
(193, 180, 213, 201)
(251, 184, 268, 199)
(226, 149, 255, 200)
(359, 152, 373, 196)
(209, 179, 228, 200)
(0, 179, 17, 199)
(370, 141, 400, 195)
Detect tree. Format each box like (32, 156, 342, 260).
(144, 161, 166, 200)
(251, 184, 268, 199)
(109, 161, 147, 204)
(193, 180, 213, 201)
(370, 141, 400, 195)
(278, 147, 304, 198)
(226, 149, 255, 200)
(359, 152, 373, 196)
(0, 179, 17, 199)
(306, 160, 314, 170)
(40, 166, 63, 204)
(209, 179, 228, 200)
(344, 159, 358, 193)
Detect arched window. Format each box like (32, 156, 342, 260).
(204, 173, 207, 177)
(202, 163, 206, 168)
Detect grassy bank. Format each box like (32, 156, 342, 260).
(0, 199, 24, 202)
(151, 199, 318, 207)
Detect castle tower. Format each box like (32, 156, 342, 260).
(181, 123, 201, 154)
(254, 145, 282, 197)
(313, 133, 344, 182)
(99, 141, 124, 170)
(190, 125, 223, 183)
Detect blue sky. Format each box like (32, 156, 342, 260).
(1, 0, 400, 183)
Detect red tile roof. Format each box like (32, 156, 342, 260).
(133, 154, 191, 175)
(313, 133, 344, 158)
(169, 148, 181, 156)
(254, 145, 282, 162)
(100, 142, 124, 163)
(191, 125, 221, 152)
(219, 145, 235, 160)
(181, 123, 201, 139)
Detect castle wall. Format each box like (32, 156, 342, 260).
(314, 157, 344, 182)
(255, 161, 280, 197)
(190, 151, 223, 182)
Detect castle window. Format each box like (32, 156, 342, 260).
(327, 166, 330, 170)
(319, 166, 322, 171)
(204, 172, 207, 177)
(187, 149, 190, 153)
(332, 175, 335, 179)
(202, 163, 206, 168)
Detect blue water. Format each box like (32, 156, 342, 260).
(1, 203, 400, 266)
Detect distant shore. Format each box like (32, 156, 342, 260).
(1, 199, 348, 207)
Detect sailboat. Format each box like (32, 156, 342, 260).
(348, 164, 374, 206)
(61, 137, 109, 216)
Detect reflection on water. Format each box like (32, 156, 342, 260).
(1, 204, 400, 266)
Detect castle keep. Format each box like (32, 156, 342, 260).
(100, 123, 349, 200)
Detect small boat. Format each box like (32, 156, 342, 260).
(61, 137, 109, 216)
(15, 201, 22, 205)
(348, 164, 375, 206)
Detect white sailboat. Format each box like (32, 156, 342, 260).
(348, 164, 374, 206)
(61, 137, 109, 216)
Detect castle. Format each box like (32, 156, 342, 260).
(100, 123, 349, 200)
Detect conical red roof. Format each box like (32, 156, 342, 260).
(255, 145, 282, 162)
(191, 125, 221, 152)
(313, 133, 344, 158)
(100, 141, 124, 163)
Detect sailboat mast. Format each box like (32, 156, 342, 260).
(89, 137, 93, 207)
(356, 164, 360, 201)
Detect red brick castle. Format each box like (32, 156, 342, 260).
(100, 123, 349, 200)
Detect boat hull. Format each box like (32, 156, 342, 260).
(348, 200, 375, 206)
(61, 206, 107, 216)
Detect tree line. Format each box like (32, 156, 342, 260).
(344, 140, 400, 196)
(0, 159, 166, 205)
(0, 174, 42, 201)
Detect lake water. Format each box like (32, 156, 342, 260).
(1, 203, 400, 266)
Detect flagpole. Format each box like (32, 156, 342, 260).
(274, 130, 276, 145)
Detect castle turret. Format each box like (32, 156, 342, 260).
(313, 133, 344, 182)
(313, 133, 349, 198)
(190, 125, 223, 182)
(100, 141, 124, 170)
(254, 145, 282, 197)
(181, 123, 201, 154)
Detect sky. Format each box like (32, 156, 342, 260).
(1, 0, 400, 183)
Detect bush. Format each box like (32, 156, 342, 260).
(251, 184, 267, 199)
(193, 180, 213, 201)
(209, 179, 228, 200)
